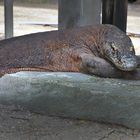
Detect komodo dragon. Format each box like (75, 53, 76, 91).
(0, 24, 140, 79)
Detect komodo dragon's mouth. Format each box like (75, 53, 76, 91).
(103, 41, 137, 71)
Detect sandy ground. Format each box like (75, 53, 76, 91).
(0, 2, 58, 38)
(0, 2, 140, 140)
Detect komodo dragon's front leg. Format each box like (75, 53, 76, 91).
(80, 53, 122, 78)
(81, 53, 140, 80)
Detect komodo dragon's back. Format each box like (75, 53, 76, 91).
(0, 24, 137, 77)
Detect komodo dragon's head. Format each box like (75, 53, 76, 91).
(102, 25, 137, 71)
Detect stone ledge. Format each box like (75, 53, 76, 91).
(0, 72, 140, 129)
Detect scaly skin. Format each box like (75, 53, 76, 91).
(0, 24, 139, 79)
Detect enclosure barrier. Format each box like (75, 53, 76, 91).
(3, 0, 128, 39)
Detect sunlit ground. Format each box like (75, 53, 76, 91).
(0, 2, 58, 39)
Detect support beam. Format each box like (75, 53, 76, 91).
(4, 0, 14, 39)
(58, 0, 101, 30)
(113, 0, 128, 32)
(102, 0, 128, 32)
(102, 0, 114, 24)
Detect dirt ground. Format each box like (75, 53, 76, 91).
(0, 2, 140, 140)
(0, 104, 140, 140)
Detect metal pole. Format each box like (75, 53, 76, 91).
(4, 0, 14, 39)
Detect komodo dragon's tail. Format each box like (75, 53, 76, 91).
(0, 67, 54, 78)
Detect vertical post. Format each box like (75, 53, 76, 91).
(4, 0, 14, 39)
(102, 0, 114, 24)
(113, 0, 128, 32)
(58, 0, 101, 30)
(58, 0, 81, 29)
(102, 0, 128, 32)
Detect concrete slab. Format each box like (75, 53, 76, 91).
(1, 72, 140, 129)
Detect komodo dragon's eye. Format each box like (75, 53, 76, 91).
(110, 43, 117, 54)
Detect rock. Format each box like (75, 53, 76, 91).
(0, 72, 140, 129)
